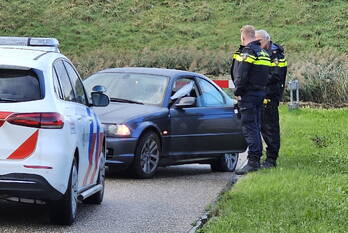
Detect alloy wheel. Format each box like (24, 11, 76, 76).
(224, 153, 238, 170)
(140, 137, 159, 174)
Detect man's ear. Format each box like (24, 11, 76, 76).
(241, 35, 245, 45)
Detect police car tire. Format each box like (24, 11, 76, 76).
(49, 158, 78, 225)
(210, 153, 239, 172)
(131, 131, 161, 179)
(83, 149, 106, 204)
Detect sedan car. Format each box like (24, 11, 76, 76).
(84, 68, 247, 178)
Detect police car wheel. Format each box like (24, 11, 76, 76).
(131, 131, 160, 179)
(83, 148, 106, 204)
(210, 153, 239, 172)
(49, 158, 78, 225)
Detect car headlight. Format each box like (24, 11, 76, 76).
(104, 124, 131, 137)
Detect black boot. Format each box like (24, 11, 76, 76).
(235, 160, 260, 175)
(261, 158, 277, 169)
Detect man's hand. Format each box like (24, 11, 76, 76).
(235, 96, 242, 101)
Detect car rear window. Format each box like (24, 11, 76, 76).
(0, 69, 41, 102)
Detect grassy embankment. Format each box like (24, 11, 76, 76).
(1, 0, 347, 55)
(0, 0, 348, 103)
(200, 106, 348, 233)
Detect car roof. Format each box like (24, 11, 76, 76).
(97, 67, 205, 79)
(0, 47, 62, 69)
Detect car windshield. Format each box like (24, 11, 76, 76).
(84, 72, 169, 105)
(0, 69, 41, 102)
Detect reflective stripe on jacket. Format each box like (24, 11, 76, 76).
(231, 41, 271, 97)
(266, 42, 288, 100)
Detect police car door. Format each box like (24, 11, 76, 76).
(64, 61, 101, 187)
(53, 60, 91, 188)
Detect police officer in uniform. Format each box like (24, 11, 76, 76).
(231, 25, 272, 175)
(255, 30, 287, 168)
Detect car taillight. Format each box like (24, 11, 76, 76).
(7, 112, 64, 129)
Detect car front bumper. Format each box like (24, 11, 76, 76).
(106, 137, 138, 168)
(0, 173, 63, 201)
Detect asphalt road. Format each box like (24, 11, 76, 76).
(0, 154, 246, 233)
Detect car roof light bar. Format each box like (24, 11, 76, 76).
(0, 37, 59, 48)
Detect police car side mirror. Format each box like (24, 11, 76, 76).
(175, 97, 196, 109)
(91, 92, 110, 107)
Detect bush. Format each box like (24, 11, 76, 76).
(72, 47, 232, 78)
(73, 47, 348, 105)
(287, 49, 348, 104)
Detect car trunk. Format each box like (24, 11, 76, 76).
(0, 69, 42, 160)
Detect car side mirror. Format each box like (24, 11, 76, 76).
(92, 85, 106, 93)
(91, 92, 110, 107)
(175, 97, 196, 109)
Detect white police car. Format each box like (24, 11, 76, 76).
(0, 37, 109, 225)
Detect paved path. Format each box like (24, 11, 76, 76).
(0, 154, 246, 233)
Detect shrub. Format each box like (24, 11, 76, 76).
(72, 47, 232, 78)
(287, 49, 348, 104)
(73, 47, 347, 105)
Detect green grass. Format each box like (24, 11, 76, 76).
(1, 0, 347, 104)
(200, 106, 348, 233)
(0, 0, 347, 56)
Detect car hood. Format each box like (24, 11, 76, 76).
(92, 102, 167, 124)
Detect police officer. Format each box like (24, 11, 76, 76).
(255, 30, 287, 168)
(231, 25, 272, 175)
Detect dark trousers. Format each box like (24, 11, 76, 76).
(239, 99, 263, 161)
(261, 100, 280, 161)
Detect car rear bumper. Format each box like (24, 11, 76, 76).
(0, 173, 63, 201)
(106, 137, 137, 168)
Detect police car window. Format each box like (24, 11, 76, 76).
(52, 68, 63, 99)
(0, 69, 41, 102)
(197, 78, 225, 107)
(63, 61, 87, 105)
(53, 60, 75, 102)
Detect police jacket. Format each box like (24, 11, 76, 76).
(266, 42, 287, 100)
(231, 41, 271, 97)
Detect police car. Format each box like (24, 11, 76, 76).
(0, 37, 109, 225)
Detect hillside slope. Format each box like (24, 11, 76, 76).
(0, 0, 347, 55)
(1, 0, 347, 103)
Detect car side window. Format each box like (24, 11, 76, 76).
(52, 67, 64, 99)
(53, 60, 75, 102)
(63, 61, 88, 105)
(171, 77, 200, 107)
(172, 78, 199, 98)
(197, 78, 226, 107)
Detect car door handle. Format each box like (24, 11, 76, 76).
(77, 116, 82, 120)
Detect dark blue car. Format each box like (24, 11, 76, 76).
(84, 68, 247, 178)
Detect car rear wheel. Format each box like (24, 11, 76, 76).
(83, 148, 106, 204)
(131, 131, 160, 179)
(49, 158, 78, 225)
(210, 153, 239, 172)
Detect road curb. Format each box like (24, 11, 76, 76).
(187, 174, 240, 233)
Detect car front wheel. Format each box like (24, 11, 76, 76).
(210, 153, 239, 172)
(131, 131, 161, 179)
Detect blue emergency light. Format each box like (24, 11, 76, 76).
(0, 37, 59, 48)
